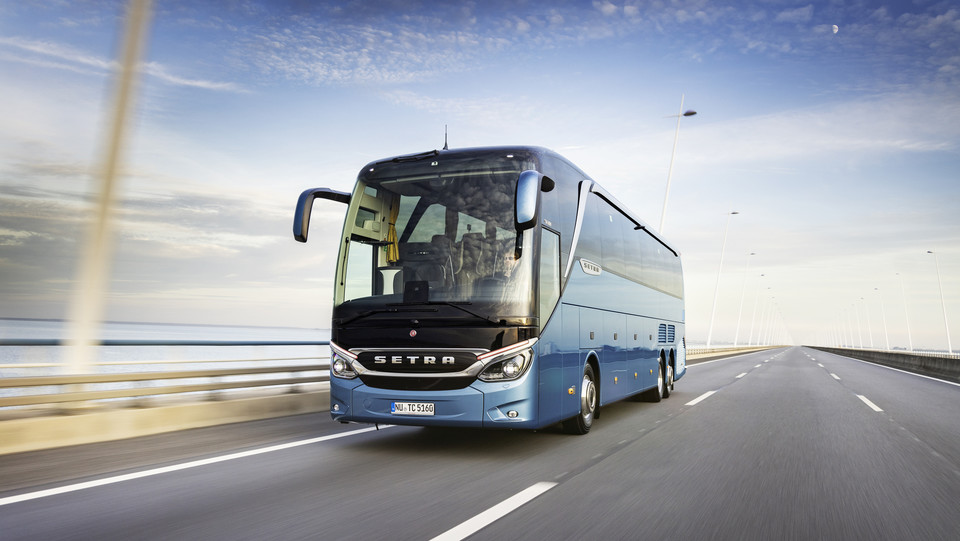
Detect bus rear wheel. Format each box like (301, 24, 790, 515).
(563, 364, 597, 435)
(663, 363, 674, 398)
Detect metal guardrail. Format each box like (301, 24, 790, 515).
(686, 345, 779, 357)
(0, 340, 331, 410)
(822, 346, 960, 360)
(810, 346, 960, 383)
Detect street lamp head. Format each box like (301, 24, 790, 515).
(683, 110, 697, 117)
(927, 250, 935, 254)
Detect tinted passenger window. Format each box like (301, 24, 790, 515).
(598, 200, 626, 277)
(577, 194, 603, 265)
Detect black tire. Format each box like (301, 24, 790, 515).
(563, 364, 598, 435)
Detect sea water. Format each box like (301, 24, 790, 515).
(0, 319, 331, 401)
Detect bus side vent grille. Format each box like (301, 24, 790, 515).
(658, 324, 667, 343)
(668, 325, 676, 343)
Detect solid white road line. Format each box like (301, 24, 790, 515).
(857, 395, 884, 412)
(430, 482, 558, 541)
(0, 426, 390, 507)
(685, 391, 717, 406)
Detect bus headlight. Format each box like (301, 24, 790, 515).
(329, 343, 358, 379)
(502, 357, 523, 378)
(331, 355, 358, 379)
(478, 350, 532, 382)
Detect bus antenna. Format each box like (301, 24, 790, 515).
(443, 125, 448, 150)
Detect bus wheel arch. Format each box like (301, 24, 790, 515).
(641, 355, 664, 403)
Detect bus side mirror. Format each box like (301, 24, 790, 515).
(515, 170, 542, 233)
(293, 188, 351, 242)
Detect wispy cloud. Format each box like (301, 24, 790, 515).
(225, 1, 960, 89)
(0, 36, 110, 69)
(0, 36, 245, 92)
(775, 5, 814, 24)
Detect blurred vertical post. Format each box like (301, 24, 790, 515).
(63, 0, 153, 377)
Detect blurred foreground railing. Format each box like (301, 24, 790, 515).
(0, 339, 330, 410)
(0, 339, 331, 454)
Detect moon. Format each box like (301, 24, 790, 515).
(832, 25, 839, 34)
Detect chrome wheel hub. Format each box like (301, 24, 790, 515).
(581, 375, 596, 426)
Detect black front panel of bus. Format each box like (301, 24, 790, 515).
(333, 324, 537, 352)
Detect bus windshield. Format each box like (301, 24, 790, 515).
(335, 152, 537, 322)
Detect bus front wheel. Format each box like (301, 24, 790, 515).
(563, 364, 597, 435)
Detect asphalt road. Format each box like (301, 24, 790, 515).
(1, 347, 958, 540)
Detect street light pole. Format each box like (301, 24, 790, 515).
(658, 94, 697, 234)
(927, 250, 953, 354)
(707, 211, 739, 347)
(853, 302, 863, 348)
(747, 274, 765, 346)
(897, 272, 913, 352)
(875, 287, 890, 351)
(733, 252, 756, 347)
(861, 296, 874, 349)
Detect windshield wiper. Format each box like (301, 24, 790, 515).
(390, 301, 502, 326)
(336, 306, 438, 326)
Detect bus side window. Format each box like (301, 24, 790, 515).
(539, 229, 561, 327)
(599, 201, 626, 277)
(577, 194, 603, 265)
(639, 233, 660, 291)
(623, 214, 642, 283)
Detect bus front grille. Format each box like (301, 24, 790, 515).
(359, 374, 475, 391)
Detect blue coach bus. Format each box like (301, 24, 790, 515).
(294, 146, 685, 434)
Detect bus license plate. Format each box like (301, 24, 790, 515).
(391, 402, 435, 416)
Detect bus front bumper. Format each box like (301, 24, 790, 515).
(329, 373, 539, 429)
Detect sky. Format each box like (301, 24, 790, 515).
(0, 0, 958, 350)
